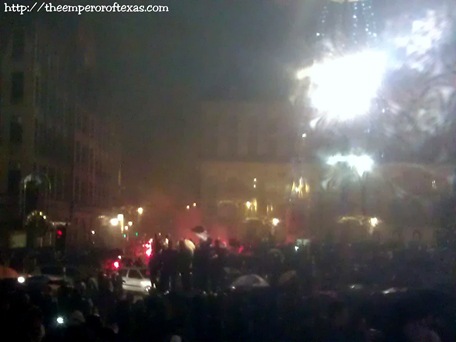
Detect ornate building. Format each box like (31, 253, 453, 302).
(0, 16, 121, 248)
(199, 101, 455, 244)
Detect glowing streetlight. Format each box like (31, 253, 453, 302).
(116, 214, 125, 233)
(369, 217, 379, 227)
(110, 218, 119, 226)
(186, 205, 190, 210)
(91, 230, 95, 235)
(369, 217, 380, 235)
(128, 221, 133, 226)
(245, 201, 252, 210)
(193, 202, 197, 207)
(272, 218, 280, 226)
(137, 207, 144, 215)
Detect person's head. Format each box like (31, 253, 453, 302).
(328, 301, 349, 328)
(69, 310, 85, 326)
(24, 306, 45, 341)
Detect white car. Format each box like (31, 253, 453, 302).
(119, 267, 151, 293)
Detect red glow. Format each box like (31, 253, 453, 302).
(113, 261, 119, 269)
(56, 230, 63, 237)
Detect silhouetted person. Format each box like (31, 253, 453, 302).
(323, 301, 350, 342)
(177, 240, 193, 291)
(148, 253, 159, 287)
(193, 239, 212, 292)
(158, 240, 178, 292)
(210, 239, 226, 291)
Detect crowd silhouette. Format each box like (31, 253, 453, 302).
(1, 237, 455, 341)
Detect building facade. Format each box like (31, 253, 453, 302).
(199, 101, 455, 244)
(0, 16, 121, 248)
(199, 101, 307, 241)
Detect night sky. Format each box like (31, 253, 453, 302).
(93, 0, 326, 203)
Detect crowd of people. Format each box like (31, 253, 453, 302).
(1, 238, 456, 341)
(148, 237, 228, 293)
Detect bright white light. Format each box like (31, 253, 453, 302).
(305, 49, 387, 121)
(245, 201, 252, 209)
(327, 154, 374, 177)
(124, 226, 128, 231)
(128, 221, 133, 226)
(56, 317, 64, 325)
(296, 69, 307, 80)
(137, 207, 144, 215)
(389, 10, 449, 72)
(17, 276, 25, 284)
(110, 218, 119, 226)
(369, 217, 379, 227)
(186, 205, 190, 210)
(91, 230, 95, 235)
(272, 218, 280, 226)
(301, 133, 307, 138)
(393, 11, 444, 57)
(193, 202, 197, 207)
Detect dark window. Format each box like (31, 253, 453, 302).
(11, 72, 24, 103)
(12, 29, 25, 60)
(10, 117, 23, 144)
(34, 76, 40, 106)
(7, 169, 21, 195)
(128, 270, 142, 279)
(34, 119, 39, 146)
(40, 75, 47, 111)
(48, 168, 55, 199)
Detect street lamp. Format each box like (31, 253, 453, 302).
(137, 207, 144, 215)
(117, 214, 124, 233)
(110, 218, 119, 226)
